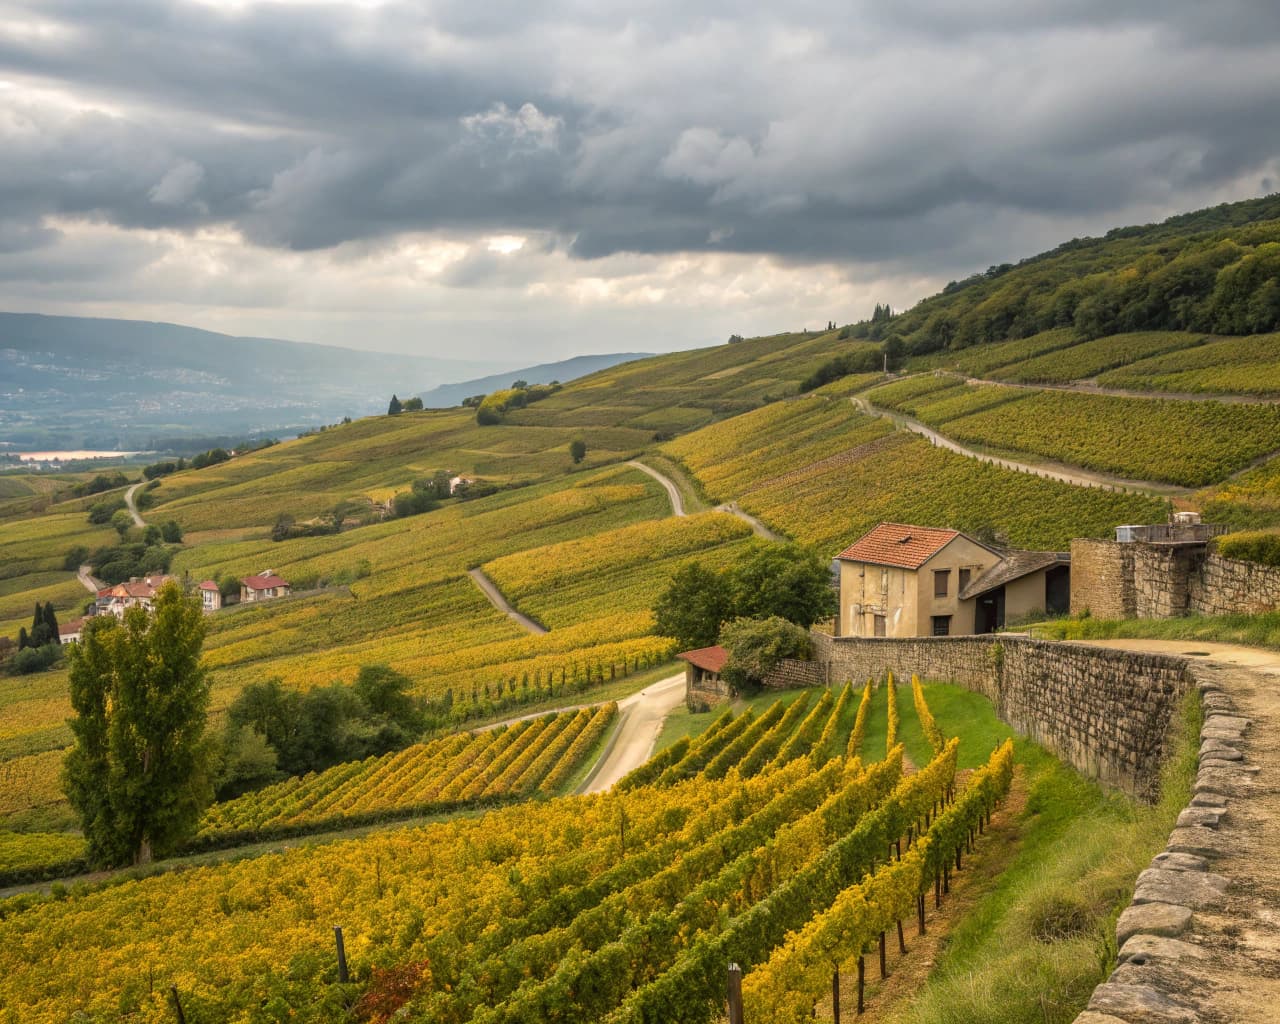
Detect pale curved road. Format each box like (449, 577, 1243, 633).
(627, 459, 686, 516)
(579, 672, 687, 793)
(124, 482, 146, 527)
(467, 568, 548, 635)
(850, 396, 1187, 497)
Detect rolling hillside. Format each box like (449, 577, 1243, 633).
(1, 193, 1279, 1021)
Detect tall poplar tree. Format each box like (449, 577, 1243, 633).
(63, 582, 214, 866)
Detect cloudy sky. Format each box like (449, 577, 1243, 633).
(2, 1, 1279, 361)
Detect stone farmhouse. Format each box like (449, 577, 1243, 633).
(834, 523, 1070, 638)
(95, 575, 178, 619)
(240, 571, 291, 604)
(677, 645, 729, 698)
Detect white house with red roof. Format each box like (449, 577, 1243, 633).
(95, 575, 177, 619)
(198, 580, 223, 613)
(58, 617, 87, 644)
(834, 523, 1069, 638)
(240, 571, 291, 604)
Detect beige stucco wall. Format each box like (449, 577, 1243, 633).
(839, 535, 1001, 638)
(1003, 572, 1046, 621)
(915, 536, 1001, 636)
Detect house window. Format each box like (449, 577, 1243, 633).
(958, 568, 971, 592)
(874, 614, 886, 637)
(931, 615, 951, 636)
(933, 570, 950, 598)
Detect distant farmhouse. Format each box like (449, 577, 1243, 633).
(834, 523, 1069, 638)
(58, 617, 87, 645)
(240, 571, 291, 604)
(198, 580, 222, 613)
(95, 575, 178, 619)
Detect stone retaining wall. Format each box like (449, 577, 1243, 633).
(1071, 539, 1280, 619)
(812, 632, 1194, 801)
(1074, 662, 1252, 1024)
(762, 657, 829, 689)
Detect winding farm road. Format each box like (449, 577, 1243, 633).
(76, 565, 105, 594)
(627, 459, 686, 516)
(849, 395, 1188, 497)
(578, 672, 687, 793)
(123, 482, 146, 527)
(467, 568, 548, 635)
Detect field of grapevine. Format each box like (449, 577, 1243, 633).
(197, 705, 617, 845)
(665, 398, 1168, 552)
(0, 681, 1015, 1024)
(912, 328, 1078, 376)
(1095, 331, 1280, 395)
(866, 378, 1280, 487)
(985, 331, 1206, 384)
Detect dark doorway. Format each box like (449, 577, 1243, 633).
(976, 587, 1005, 634)
(1045, 565, 1070, 616)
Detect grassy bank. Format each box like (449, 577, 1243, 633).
(1032, 610, 1280, 650)
(892, 688, 1202, 1024)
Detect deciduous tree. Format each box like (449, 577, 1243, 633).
(62, 583, 214, 866)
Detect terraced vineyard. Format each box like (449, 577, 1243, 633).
(866, 378, 1280, 487)
(0, 683, 1013, 1024)
(1095, 331, 1280, 395)
(665, 397, 1169, 551)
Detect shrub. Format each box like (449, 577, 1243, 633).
(1216, 530, 1280, 567)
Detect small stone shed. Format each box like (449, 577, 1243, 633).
(678, 645, 729, 701)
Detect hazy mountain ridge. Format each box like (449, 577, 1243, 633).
(417, 352, 654, 408)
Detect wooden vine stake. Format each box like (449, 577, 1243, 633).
(334, 926, 349, 984)
(832, 966, 841, 1024)
(727, 963, 744, 1024)
(857, 954, 866, 1015)
(169, 986, 187, 1024)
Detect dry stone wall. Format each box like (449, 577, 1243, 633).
(1071, 539, 1280, 619)
(812, 632, 1194, 800)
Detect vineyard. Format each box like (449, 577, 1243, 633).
(0, 680, 1016, 1024)
(1095, 331, 1280, 395)
(866, 378, 1280, 487)
(196, 705, 618, 846)
(664, 398, 1169, 552)
(984, 331, 1206, 384)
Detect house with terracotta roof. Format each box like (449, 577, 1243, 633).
(240, 571, 291, 604)
(677, 644, 729, 698)
(58, 617, 87, 644)
(834, 523, 1069, 638)
(96, 575, 178, 619)
(198, 580, 223, 613)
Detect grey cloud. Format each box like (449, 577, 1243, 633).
(0, 0, 1279, 283)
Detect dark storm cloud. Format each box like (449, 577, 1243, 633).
(2, 0, 1280, 278)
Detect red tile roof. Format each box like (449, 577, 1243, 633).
(58, 617, 87, 636)
(242, 572, 289, 590)
(198, 580, 220, 591)
(836, 523, 964, 570)
(98, 576, 175, 599)
(677, 645, 729, 674)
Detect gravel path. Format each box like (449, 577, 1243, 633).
(76, 564, 105, 594)
(467, 568, 548, 635)
(578, 672, 686, 793)
(1076, 639, 1280, 1022)
(123, 482, 146, 527)
(626, 459, 686, 516)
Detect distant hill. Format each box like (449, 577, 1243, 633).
(417, 352, 653, 408)
(0, 312, 505, 448)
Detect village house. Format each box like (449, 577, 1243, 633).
(198, 580, 223, 613)
(834, 522, 1069, 638)
(240, 571, 291, 604)
(95, 575, 177, 619)
(58, 617, 87, 644)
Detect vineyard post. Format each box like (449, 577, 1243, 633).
(169, 986, 187, 1024)
(897, 918, 907, 953)
(857, 955, 865, 1014)
(334, 926, 349, 984)
(832, 966, 841, 1024)
(879, 931, 887, 978)
(917, 893, 926, 935)
(727, 963, 744, 1024)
